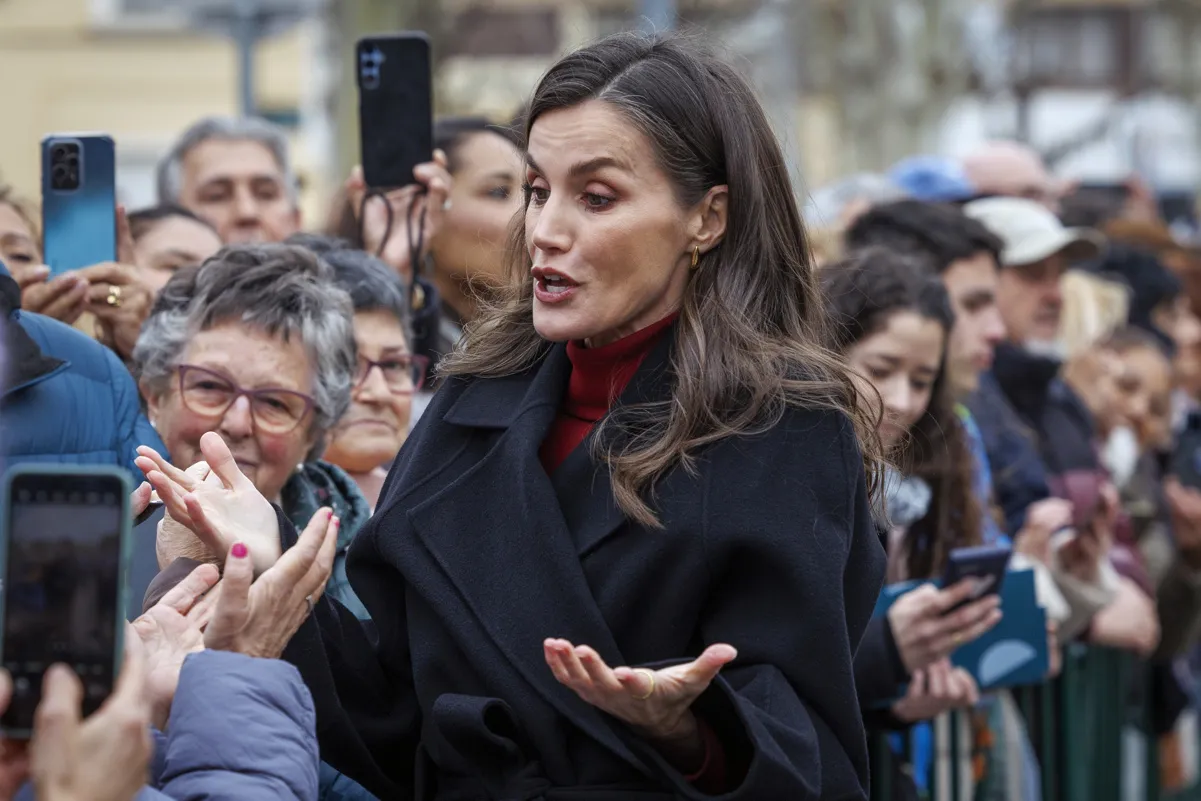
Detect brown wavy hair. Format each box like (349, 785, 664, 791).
(823, 248, 983, 577)
(441, 31, 883, 526)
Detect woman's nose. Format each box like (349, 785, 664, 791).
(528, 197, 571, 255)
(219, 395, 255, 437)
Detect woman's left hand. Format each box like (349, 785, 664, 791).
(78, 207, 154, 359)
(544, 639, 737, 745)
(346, 153, 452, 280)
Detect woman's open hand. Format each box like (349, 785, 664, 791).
(137, 431, 281, 575)
(204, 506, 339, 660)
(544, 638, 736, 767)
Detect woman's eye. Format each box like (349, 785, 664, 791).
(4, 252, 34, 265)
(583, 192, 613, 210)
(487, 186, 511, 200)
(867, 367, 891, 381)
(523, 184, 549, 206)
(911, 380, 932, 393)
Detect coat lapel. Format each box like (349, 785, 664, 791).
(401, 343, 650, 773)
(550, 325, 676, 558)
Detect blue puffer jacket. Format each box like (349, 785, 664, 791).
(15, 649, 318, 801)
(0, 274, 163, 478)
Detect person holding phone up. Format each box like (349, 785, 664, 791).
(138, 32, 887, 801)
(823, 251, 1003, 720)
(0, 483, 338, 801)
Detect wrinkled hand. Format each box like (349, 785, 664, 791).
(887, 581, 1002, 674)
(1016, 498, 1074, 563)
(544, 637, 736, 768)
(204, 507, 338, 660)
(0, 673, 30, 801)
(29, 645, 152, 801)
(132, 563, 221, 730)
(1090, 577, 1160, 657)
(13, 262, 88, 324)
(347, 152, 452, 280)
(137, 432, 281, 575)
(1165, 478, 1201, 570)
(891, 659, 980, 723)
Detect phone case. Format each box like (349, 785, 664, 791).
(41, 133, 117, 277)
(356, 33, 433, 190)
(0, 464, 132, 738)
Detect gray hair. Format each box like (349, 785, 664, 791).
(156, 116, 299, 206)
(284, 233, 412, 342)
(133, 244, 355, 460)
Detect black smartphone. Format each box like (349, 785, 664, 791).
(0, 465, 132, 737)
(941, 544, 1012, 614)
(356, 33, 433, 190)
(1172, 411, 1201, 491)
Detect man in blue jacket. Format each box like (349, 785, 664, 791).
(0, 262, 164, 477)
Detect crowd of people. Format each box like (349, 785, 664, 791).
(2, 26, 1201, 801)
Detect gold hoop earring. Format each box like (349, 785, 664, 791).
(690, 245, 700, 269)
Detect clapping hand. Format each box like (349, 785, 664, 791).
(136, 432, 282, 575)
(204, 506, 339, 660)
(132, 563, 221, 730)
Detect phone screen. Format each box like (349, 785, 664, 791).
(1, 472, 126, 733)
(357, 34, 433, 190)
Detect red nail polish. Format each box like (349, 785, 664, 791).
(231, 542, 248, 559)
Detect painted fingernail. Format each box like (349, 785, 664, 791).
(231, 542, 248, 559)
(332, 515, 340, 530)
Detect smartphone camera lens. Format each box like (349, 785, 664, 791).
(49, 141, 81, 191)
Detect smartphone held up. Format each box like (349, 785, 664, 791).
(41, 133, 117, 277)
(356, 33, 434, 191)
(0, 465, 131, 738)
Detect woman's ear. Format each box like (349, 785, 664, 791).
(142, 381, 161, 426)
(690, 185, 729, 256)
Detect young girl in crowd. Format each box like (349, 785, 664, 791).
(824, 248, 1044, 800)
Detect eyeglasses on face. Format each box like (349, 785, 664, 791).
(176, 364, 316, 435)
(353, 354, 429, 395)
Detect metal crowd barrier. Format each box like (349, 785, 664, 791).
(871, 645, 1173, 801)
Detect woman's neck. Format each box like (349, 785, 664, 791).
(433, 270, 477, 323)
(346, 466, 388, 510)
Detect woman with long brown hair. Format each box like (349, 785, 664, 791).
(139, 31, 886, 799)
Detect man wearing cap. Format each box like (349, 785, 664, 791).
(965, 197, 1160, 652)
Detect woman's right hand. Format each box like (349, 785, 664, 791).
(29, 646, 152, 801)
(204, 506, 339, 659)
(887, 581, 1002, 675)
(137, 431, 282, 575)
(891, 659, 980, 723)
(12, 264, 88, 324)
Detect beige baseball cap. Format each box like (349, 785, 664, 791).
(963, 196, 1105, 267)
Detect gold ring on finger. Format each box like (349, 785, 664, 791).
(631, 668, 656, 701)
(952, 632, 963, 647)
(106, 284, 123, 307)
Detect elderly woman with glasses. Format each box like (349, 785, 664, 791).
(127, 244, 378, 619)
(285, 234, 426, 509)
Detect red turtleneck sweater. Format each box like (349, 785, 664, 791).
(537, 314, 727, 791)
